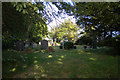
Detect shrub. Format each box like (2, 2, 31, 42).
(64, 41, 74, 49)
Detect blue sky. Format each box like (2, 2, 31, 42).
(44, 2, 76, 31)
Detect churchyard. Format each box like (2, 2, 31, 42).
(2, 44, 119, 78)
(2, 2, 120, 79)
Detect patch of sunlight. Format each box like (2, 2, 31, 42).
(89, 58, 96, 61)
(34, 60, 38, 63)
(34, 51, 40, 53)
(61, 55, 64, 58)
(34, 72, 37, 75)
(77, 50, 84, 52)
(87, 53, 91, 55)
(48, 55, 52, 58)
(25, 57, 28, 59)
(8, 49, 18, 52)
(47, 62, 50, 64)
(8, 49, 10, 51)
(10, 68, 16, 72)
(78, 53, 82, 54)
(57, 61, 63, 64)
(40, 66, 45, 73)
(58, 58, 62, 61)
(34, 65, 39, 69)
(34, 57, 37, 59)
(23, 65, 27, 68)
(41, 50, 45, 53)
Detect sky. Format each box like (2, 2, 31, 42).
(43, 2, 76, 31)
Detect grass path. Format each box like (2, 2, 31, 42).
(2, 45, 119, 78)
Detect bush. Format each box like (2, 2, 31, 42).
(2, 38, 17, 49)
(64, 41, 74, 49)
(75, 36, 92, 45)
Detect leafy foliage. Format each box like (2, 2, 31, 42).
(75, 36, 92, 45)
(2, 2, 49, 49)
(2, 2, 28, 39)
(50, 20, 79, 43)
(54, 2, 120, 48)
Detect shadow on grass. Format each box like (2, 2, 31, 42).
(2, 45, 119, 78)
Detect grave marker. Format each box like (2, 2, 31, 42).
(41, 40, 48, 50)
(16, 40, 24, 51)
(33, 42, 37, 48)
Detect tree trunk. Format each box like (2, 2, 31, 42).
(27, 23, 32, 41)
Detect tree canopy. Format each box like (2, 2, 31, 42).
(2, 2, 120, 49)
(53, 2, 120, 48)
(2, 2, 48, 42)
(49, 19, 79, 43)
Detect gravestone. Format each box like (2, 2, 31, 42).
(25, 41, 30, 48)
(60, 42, 64, 49)
(52, 43, 54, 46)
(74, 46, 76, 49)
(16, 40, 24, 51)
(33, 42, 37, 48)
(89, 45, 92, 48)
(60, 42, 64, 46)
(41, 40, 48, 50)
(84, 46, 87, 49)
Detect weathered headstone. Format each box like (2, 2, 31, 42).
(16, 40, 24, 51)
(41, 40, 48, 50)
(25, 41, 30, 48)
(84, 46, 87, 49)
(33, 42, 37, 48)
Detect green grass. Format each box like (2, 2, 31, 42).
(2, 45, 119, 78)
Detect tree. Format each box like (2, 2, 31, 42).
(11, 2, 48, 41)
(56, 2, 120, 48)
(2, 2, 28, 39)
(2, 2, 48, 41)
(2, 2, 49, 49)
(74, 2, 120, 48)
(50, 19, 79, 43)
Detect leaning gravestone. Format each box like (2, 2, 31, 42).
(41, 40, 48, 50)
(16, 40, 24, 51)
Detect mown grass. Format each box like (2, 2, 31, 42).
(2, 45, 119, 78)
